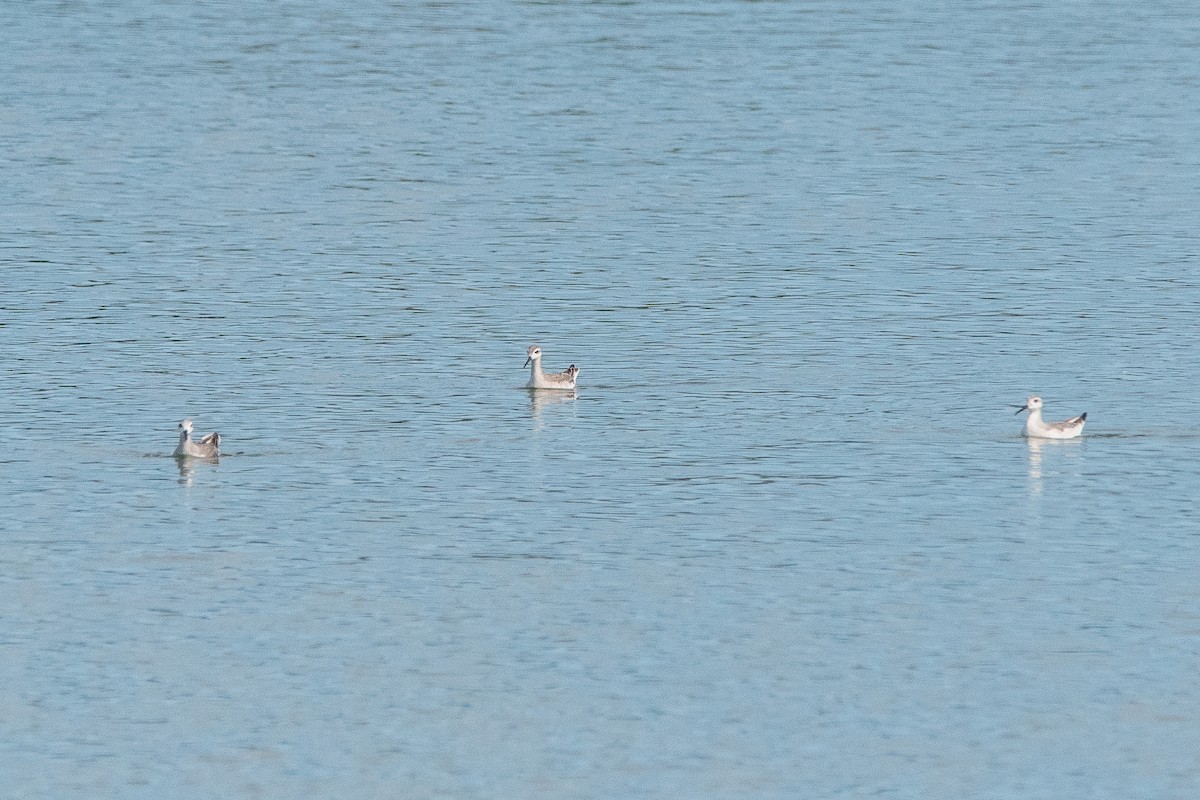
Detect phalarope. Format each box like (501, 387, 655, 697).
(524, 345, 578, 390)
(1014, 396, 1086, 439)
(174, 419, 221, 457)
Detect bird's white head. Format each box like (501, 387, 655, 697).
(524, 345, 542, 368)
(178, 419, 194, 434)
(1015, 396, 1043, 415)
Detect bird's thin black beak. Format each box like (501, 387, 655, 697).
(1014, 405, 1028, 415)
(523, 357, 531, 368)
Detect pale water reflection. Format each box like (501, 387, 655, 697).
(1024, 436, 1085, 495)
(1027, 437, 1044, 490)
(528, 389, 578, 424)
(175, 455, 219, 487)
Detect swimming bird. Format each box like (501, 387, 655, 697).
(1014, 396, 1086, 439)
(174, 418, 221, 457)
(524, 345, 578, 390)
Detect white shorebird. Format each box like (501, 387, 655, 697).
(1014, 396, 1086, 439)
(174, 419, 221, 457)
(524, 345, 578, 390)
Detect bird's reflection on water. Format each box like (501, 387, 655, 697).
(528, 389, 577, 426)
(176, 454, 219, 486)
(1026, 436, 1083, 496)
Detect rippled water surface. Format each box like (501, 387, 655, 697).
(5, 1, 1200, 797)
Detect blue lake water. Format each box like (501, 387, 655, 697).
(4, 1, 1200, 797)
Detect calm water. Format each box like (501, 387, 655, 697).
(4, 1, 1200, 797)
